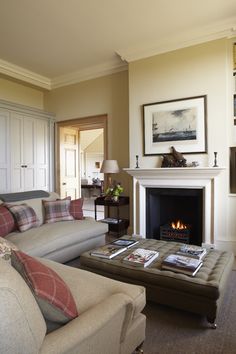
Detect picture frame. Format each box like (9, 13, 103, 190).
(143, 95, 207, 156)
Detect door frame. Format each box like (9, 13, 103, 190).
(55, 114, 108, 196)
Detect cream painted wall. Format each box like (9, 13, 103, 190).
(129, 38, 236, 249)
(44, 71, 130, 197)
(0, 76, 44, 109)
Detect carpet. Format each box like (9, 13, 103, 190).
(143, 270, 236, 354)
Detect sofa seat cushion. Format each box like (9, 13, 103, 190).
(11, 251, 78, 332)
(5, 218, 108, 258)
(39, 258, 146, 321)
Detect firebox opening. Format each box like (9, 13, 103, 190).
(146, 188, 203, 246)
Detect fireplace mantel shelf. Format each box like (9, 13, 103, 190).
(123, 167, 226, 179)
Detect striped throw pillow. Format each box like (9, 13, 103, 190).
(43, 199, 74, 224)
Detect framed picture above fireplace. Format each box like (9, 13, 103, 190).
(143, 95, 207, 155)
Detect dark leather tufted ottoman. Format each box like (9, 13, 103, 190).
(80, 237, 234, 327)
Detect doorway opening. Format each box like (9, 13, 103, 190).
(56, 115, 107, 220)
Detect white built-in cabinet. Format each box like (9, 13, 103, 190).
(0, 99, 55, 193)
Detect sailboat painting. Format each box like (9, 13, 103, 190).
(143, 95, 207, 155)
(152, 107, 197, 143)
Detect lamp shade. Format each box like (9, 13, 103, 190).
(100, 160, 119, 174)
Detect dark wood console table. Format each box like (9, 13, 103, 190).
(94, 196, 129, 236)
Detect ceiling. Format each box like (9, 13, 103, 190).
(0, 0, 236, 89)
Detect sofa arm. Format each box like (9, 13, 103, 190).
(40, 293, 134, 354)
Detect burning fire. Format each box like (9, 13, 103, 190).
(171, 220, 187, 230)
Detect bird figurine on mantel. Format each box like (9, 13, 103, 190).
(171, 146, 187, 167)
(161, 146, 187, 168)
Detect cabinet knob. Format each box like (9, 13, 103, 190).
(62, 182, 67, 185)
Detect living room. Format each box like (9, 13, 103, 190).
(0, 1, 236, 353)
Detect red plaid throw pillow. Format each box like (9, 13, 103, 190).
(0, 205, 16, 237)
(11, 250, 78, 332)
(5, 204, 39, 232)
(43, 199, 74, 223)
(70, 198, 84, 220)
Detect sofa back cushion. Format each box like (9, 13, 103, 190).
(11, 250, 78, 332)
(0, 257, 46, 354)
(0, 205, 16, 237)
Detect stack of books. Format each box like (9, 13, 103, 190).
(123, 248, 159, 268)
(100, 218, 122, 224)
(161, 254, 203, 276)
(90, 239, 139, 259)
(175, 244, 207, 260)
(161, 244, 207, 276)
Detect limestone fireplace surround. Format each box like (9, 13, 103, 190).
(124, 167, 225, 247)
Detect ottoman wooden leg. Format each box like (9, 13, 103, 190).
(207, 316, 217, 329)
(134, 342, 144, 353)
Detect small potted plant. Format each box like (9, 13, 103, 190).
(105, 183, 124, 202)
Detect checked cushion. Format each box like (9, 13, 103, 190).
(43, 199, 74, 223)
(11, 250, 78, 332)
(5, 203, 39, 232)
(70, 198, 84, 220)
(0, 205, 16, 237)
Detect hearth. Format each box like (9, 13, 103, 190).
(146, 188, 203, 245)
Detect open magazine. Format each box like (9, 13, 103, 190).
(123, 248, 159, 267)
(90, 244, 127, 259)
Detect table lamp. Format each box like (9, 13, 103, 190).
(100, 159, 120, 188)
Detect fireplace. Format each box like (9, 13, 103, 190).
(146, 188, 203, 245)
(124, 167, 225, 247)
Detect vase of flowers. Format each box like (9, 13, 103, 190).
(105, 183, 124, 202)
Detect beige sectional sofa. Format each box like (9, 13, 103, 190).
(0, 191, 108, 263)
(0, 191, 146, 353)
(0, 256, 146, 354)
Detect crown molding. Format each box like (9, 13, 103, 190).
(51, 60, 128, 89)
(1, 18, 235, 90)
(0, 59, 51, 90)
(117, 18, 236, 63)
(0, 58, 128, 90)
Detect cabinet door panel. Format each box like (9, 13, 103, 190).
(36, 119, 49, 190)
(11, 113, 24, 192)
(23, 117, 35, 165)
(0, 109, 10, 192)
(24, 167, 35, 191)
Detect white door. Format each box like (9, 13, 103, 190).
(60, 127, 79, 199)
(0, 109, 10, 193)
